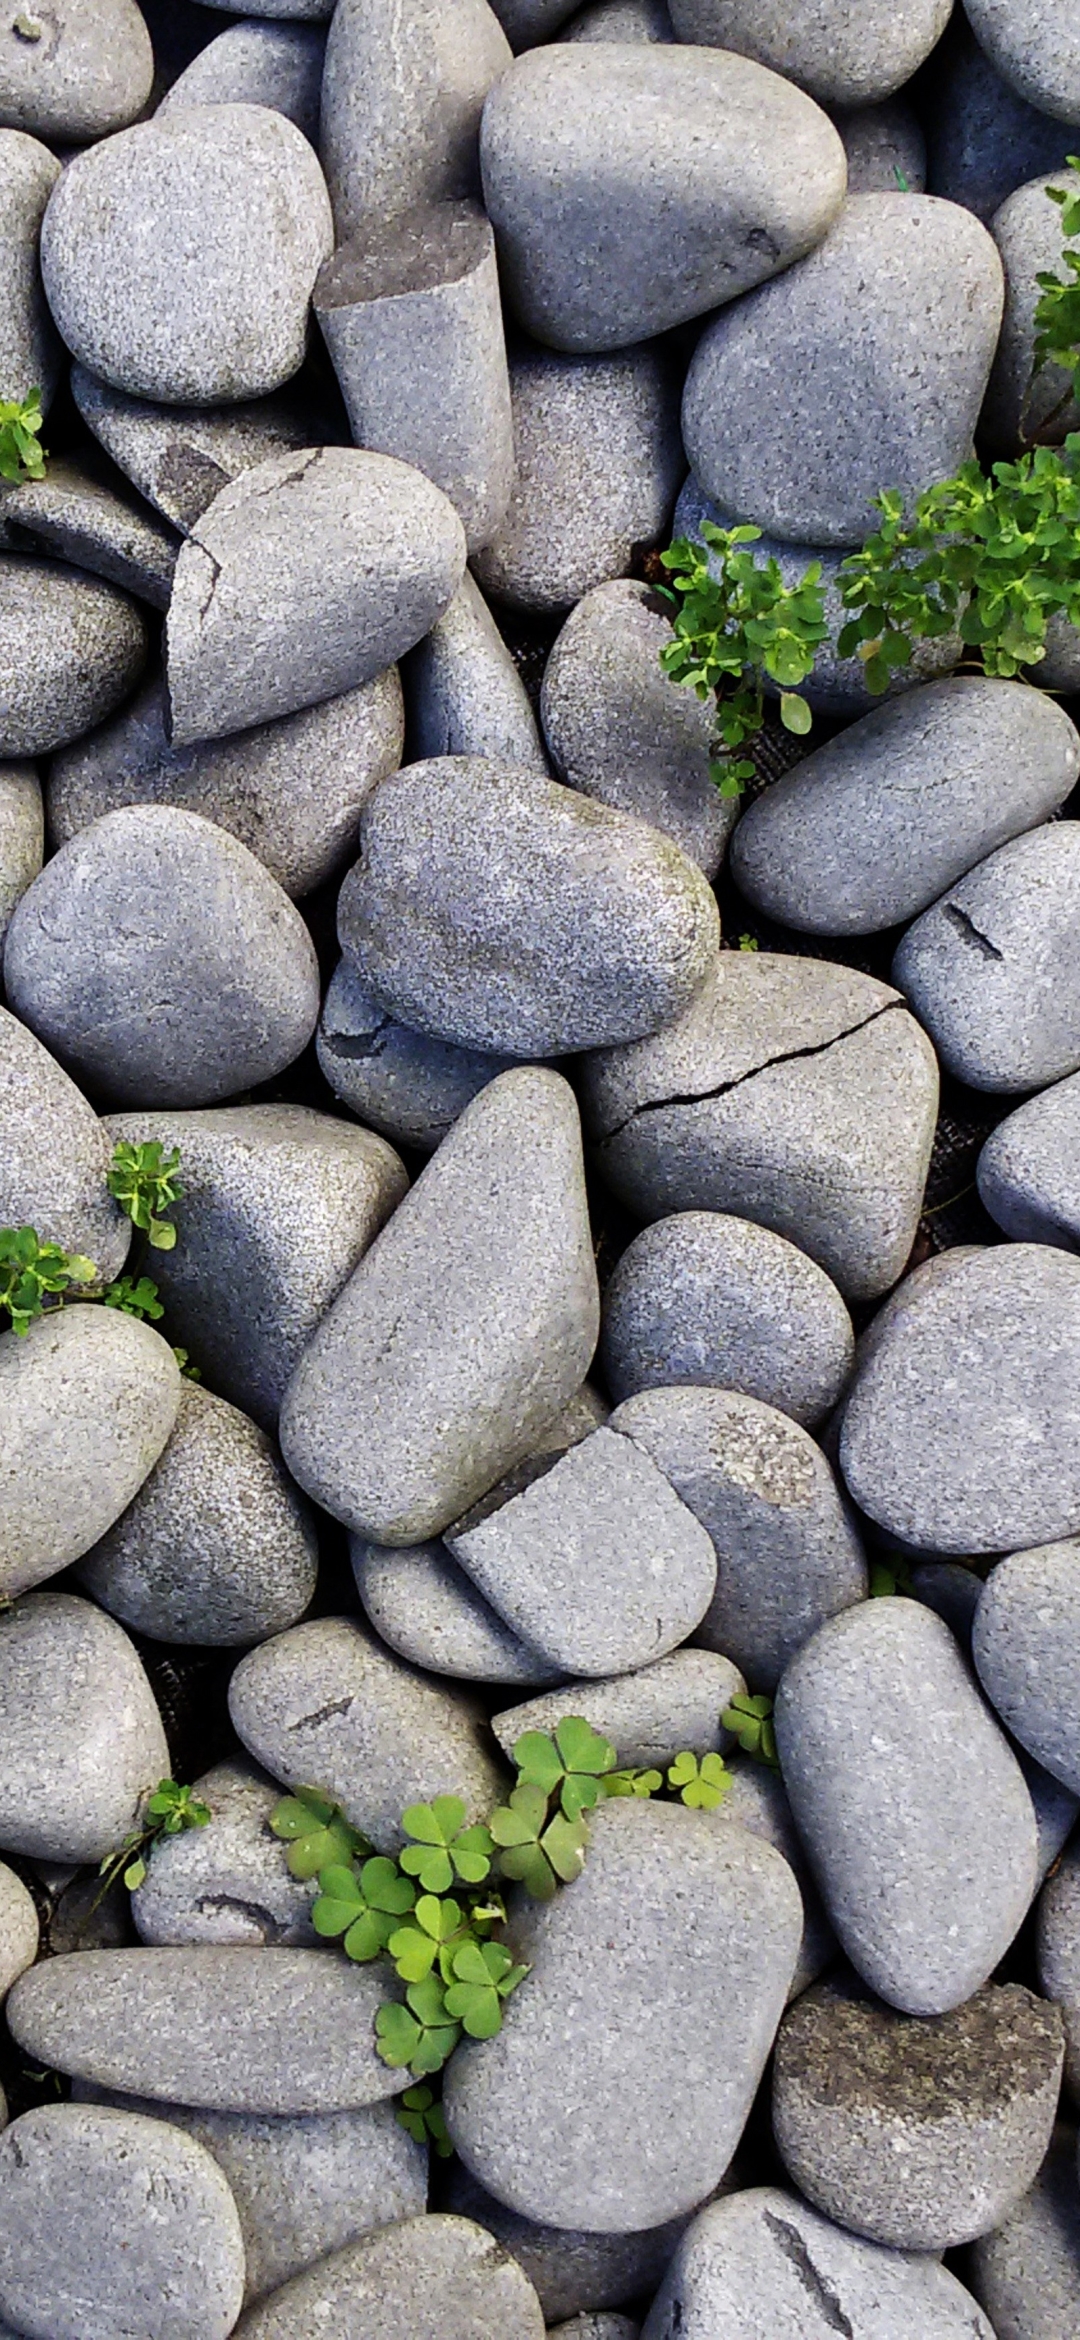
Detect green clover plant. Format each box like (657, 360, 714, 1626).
(722, 1692, 779, 1769)
(0, 390, 45, 485)
(97, 1778, 212, 1896)
(666, 1751, 734, 1810)
(658, 522, 828, 792)
(397, 2084, 452, 2156)
(0, 1227, 96, 1335)
(399, 1797, 494, 1892)
(269, 1786, 371, 1880)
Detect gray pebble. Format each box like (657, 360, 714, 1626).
(232, 2213, 546, 2340)
(472, 340, 683, 612)
(6, 1945, 402, 2115)
(611, 1386, 867, 1692)
(718, 1755, 837, 1999)
(551, 2323, 639, 2340)
(321, 0, 511, 243)
(0, 763, 41, 945)
(0, 129, 60, 411)
(539, 579, 734, 877)
(166, 445, 465, 746)
(562, 0, 672, 37)
(41, 104, 333, 405)
(772, 1975, 1064, 2251)
(840, 1244, 1080, 1553)
(831, 99, 926, 193)
(600, 1210, 854, 1426)
(444, 1798, 802, 2229)
(925, 14, 1073, 222)
(71, 365, 324, 535)
(910, 1558, 984, 1648)
(317, 956, 521, 1154)
(0, 1588, 169, 1864)
(103, 1102, 407, 1430)
(229, 1612, 505, 1850)
(983, 170, 1080, 453)
(0, 1863, 37, 2002)
(0, 2104, 245, 2340)
(280, 1068, 599, 1541)
(480, 45, 845, 352)
(581, 950, 938, 1302)
(3, 457, 180, 610)
(1038, 607, 1080, 692)
(337, 754, 719, 1057)
(200, 0, 331, 15)
(667, 0, 949, 107)
(775, 1599, 1039, 2013)
(315, 202, 514, 555)
(0, 552, 148, 758)
(352, 1537, 563, 1685)
(0, 0, 153, 141)
(974, 1542, 1080, 1796)
(441, 2161, 686, 2323)
(978, 1068, 1080, 1246)
(682, 193, 1004, 547)
(5, 804, 320, 1107)
(965, 0, 1080, 129)
(1021, 1748, 1080, 1884)
(1038, 1839, 1080, 2095)
(158, 21, 326, 143)
(969, 2122, 1080, 2340)
(732, 677, 1080, 937)
(491, 1648, 745, 1767)
(48, 666, 404, 898)
(130, 1759, 317, 1948)
(403, 572, 547, 772)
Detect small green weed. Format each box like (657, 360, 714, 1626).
(658, 523, 828, 795)
(107, 1140, 183, 1251)
(0, 1140, 199, 1375)
(0, 390, 45, 485)
(97, 1778, 212, 1897)
(0, 1227, 95, 1335)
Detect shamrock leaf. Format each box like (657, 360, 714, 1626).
(396, 2083, 453, 2157)
(666, 1751, 733, 1811)
(512, 1716, 618, 1819)
(316, 1854, 416, 1960)
(270, 1788, 370, 1879)
(490, 1784, 588, 1899)
(721, 1694, 779, 1769)
(388, 1894, 464, 1983)
(399, 1796, 493, 1892)
(602, 1768, 663, 1799)
(443, 1939, 530, 2039)
(375, 1975, 461, 2077)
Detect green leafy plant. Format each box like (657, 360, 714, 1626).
(269, 1786, 370, 1881)
(658, 523, 828, 793)
(107, 1140, 183, 1251)
(97, 1778, 211, 1896)
(722, 1692, 779, 1769)
(0, 1226, 96, 1335)
(666, 1750, 734, 1810)
(102, 1273, 165, 1322)
(489, 1782, 590, 1900)
(398, 1797, 494, 1892)
(375, 1975, 462, 2077)
(869, 1556, 915, 1599)
(0, 389, 45, 485)
(1032, 159, 1080, 426)
(397, 2083, 452, 2156)
(312, 1855, 415, 1959)
(0, 1142, 201, 1377)
(443, 1939, 530, 2038)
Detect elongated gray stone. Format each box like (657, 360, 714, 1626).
(978, 1068, 1080, 1246)
(0, 553, 148, 758)
(0, 1589, 169, 1863)
(0, 1008, 128, 1280)
(717, 1755, 837, 1999)
(131, 1760, 317, 1948)
(965, 0, 1080, 127)
(983, 169, 1080, 453)
(1037, 1840, 1080, 2094)
(491, 1648, 745, 1767)
(317, 957, 520, 1154)
(894, 821, 1080, 1092)
(968, 2123, 1080, 2340)
(667, 0, 950, 107)
(0, 129, 60, 412)
(158, 21, 326, 143)
(71, 366, 324, 535)
(232, 2214, 546, 2340)
(403, 572, 547, 772)
(442, 2162, 688, 2324)
(481, 46, 845, 352)
(0, 0, 153, 141)
(973, 1543, 1080, 1796)
(0, 1864, 37, 2002)
(352, 1538, 562, 1685)
(925, 14, 1073, 222)
(0, 762, 40, 944)
(321, 0, 511, 242)
(3, 458, 180, 610)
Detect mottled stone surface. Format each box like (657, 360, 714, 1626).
(321, 0, 511, 242)
(983, 169, 1080, 452)
(491, 1649, 744, 1767)
(894, 822, 1080, 1092)
(1038, 1840, 1080, 2094)
(4, 458, 179, 610)
(0, 1589, 169, 1864)
(669, 0, 949, 106)
(231, 2214, 546, 2340)
(925, 15, 1073, 223)
(0, 761, 41, 944)
(968, 2123, 1080, 2340)
(0, 129, 61, 410)
(0, 0, 153, 141)
(71, 366, 321, 534)
(832, 98, 926, 192)
(0, 1006, 128, 1277)
(317, 957, 520, 1154)
(978, 1069, 1080, 1246)
(0, 553, 148, 758)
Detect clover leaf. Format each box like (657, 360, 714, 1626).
(388, 1894, 465, 1983)
(443, 1939, 529, 2039)
(375, 1974, 461, 2076)
(721, 1694, 779, 1769)
(396, 2083, 453, 2157)
(667, 1751, 733, 1811)
(313, 1855, 415, 1961)
(602, 1767, 663, 1799)
(490, 1783, 588, 1899)
(512, 1716, 618, 1819)
(270, 1788, 371, 1880)
(399, 1796, 493, 1892)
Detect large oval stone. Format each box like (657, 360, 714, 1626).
(0, 1589, 169, 1863)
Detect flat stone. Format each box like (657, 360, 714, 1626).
(76, 1379, 319, 1648)
(974, 1542, 1080, 1796)
(718, 1756, 836, 1998)
(317, 956, 521, 1154)
(0, 2104, 245, 2340)
(965, 0, 1080, 127)
(772, 1975, 1064, 2251)
(353, 1538, 563, 1685)
(732, 677, 1080, 936)
(611, 1386, 867, 1692)
(229, 1613, 505, 1849)
(403, 572, 547, 772)
(3, 458, 180, 610)
(71, 366, 326, 535)
(0, 129, 60, 411)
(839, 1243, 1080, 1553)
(0, 1863, 37, 2001)
(1037, 1839, 1080, 2093)
(472, 341, 683, 611)
(600, 1209, 854, 1426)
(491, 1649, 745, 1767)
(232, 2214, 546, 2340)
(6, 804, 319, 1106)
(641, 2187, 997, 2340)
(563, 0, 673, 36)
(895, 818, 1080, 1093)
(666, 0, 949, 107)
(924, 14, 1073, 221)
(103, 1103, 407, 1430)
(978, 1067, 1080, 1245)
(337, 755, 719, 1057)
(321, 0, 511, 242)
(315, 202, 514, 555)
(130, 1759, 317, 1948)
(0, 0, 153, 140)
(441, 2162, 686, 2324)
(539, 579, 734, 877)
(279, 1068, 599, 1541)
(40, 104, 333, 405)
(775, 1598, 1039, 2013)
(983, 169, 1080, 454)
(581, 951, 938, 1302)
(166, 445, 465, 746)
(682, 194, 1004, 547)
(6, 1946, 402, 2115)
(969, 2122, 1080, 2340)
(833, 98, 926, 192)
(49, 666, 404, 899)
(0, 1589, 169, 1864)
(0, 763, 40, 944)
(0, 552, 148, 758)
(158, 21, 326, 143)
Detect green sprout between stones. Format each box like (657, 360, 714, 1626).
(397, 2084, 452, 2157)
(97, 1778, 211, 1897)
(107, 1140, 183, 1251)
(0, 1139, 198, 1374)
(658, 522, 828, 794)
(0, 1227, 96, 1335)
(722, 1692, 779, 1769)
(0, 389, 45, 485)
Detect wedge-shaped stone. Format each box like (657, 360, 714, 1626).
(0, 1589, 169, 1863)
(0, 1008, 128, 1278)
(405, 572, 547, 771)
(667, 0, 951, 108)
(352, 1538, 562, 1685)
(232, 2215, 545, 2340)
(321, 0, 511, 243)
(71, 366, 322, 534)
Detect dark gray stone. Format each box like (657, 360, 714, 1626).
(832, 99, 926, 193)
(0, 552, 148, 757)
(667, 0, 949, 106)
(974, 1542, 1080, 1796)
(158, 21, 326, 143)
(0, 129, 60, 411)
(232, 2214, 546, 2340)
(682, 194, 1004, 547)
(0, 1013, 123, 1308)
(321, 0, 511, 243)
(130, 1759, 318, 1948)
(910, 1559, 984, 1649)
(0, 1589, 170, 1863)
(1038, 1839, 1080, 2094)
(978, 1069, 1080, 1246)
(71, 365, 323, 534)
(317, 956, 521, 1154)
(403, 572, 547, 772)
(441, 2162, 686, 2324)
(0, 763, 40, 945)
(40, 104, 333, 404)
(0, 1863, 37, 2002)
(1021, 1749, 1080, 1885)
(965, 0, 1080, 127)
(983, 170, 1080, 453)
(3, 457, 180, 609)
(5, 805, 321, 1107)
(353, 1536, 563, 1684)
(489, 0, 579, 38)
(200, 0, 331, 15)
(924, 15, 1073, 223)
(562, 0, 672, 36)
(0, 0, 153, 140)
(968, 2123, 1080, 2340)
(491, 1648, 745, 1766)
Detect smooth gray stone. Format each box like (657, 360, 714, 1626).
(0, 2104, 245, 2340)
(1038, 607, 1080, 691)
(444, 1799, 801, 2229)
(76, 1379, 319, 1648)
(642, 2186, 997, 2340)
(974, 1542, 1080, 1796)
(732, 677, 1080, 937)
(404, 572, 547, 772)
(978, 1069, 1080, 1246)
(103, 1102, 407, 1430)
(71, 366, 323, 534)
(0, 130, 60, 411)
(0, 1589, 169, 1863)
(491, 1649, 745, 1766)
(1038, 1839, 1080, 2093)
(6, 1946, 403, 2115)
(5, 805, 320, 1107)
(965, 0, 1080, 126)
(717, 1755, 837, 1999)
(40, 104, 333, 406)
(316, 202, 513, 555)
(581, 951, 938, 1302)
(0, 1012, 128, 1279)
(280, 1068, 598, 1541)
(1020, 1748, 1080, 1884)
(0, 763, 40, 944)
(337, 755, 719, 1058)
(441, 2163, 686, 2323)
(321, 0, 511, 243)
(910, 1559, 984, 1649)
(166, 445, 465, 746)
(0, 0, 153, 140)
(983, 170, 1080, 453)
(200, 0, 331, 15)
(924, 14, 1073, 222)
(0, 1864, 37, 2001)
(232, 2214, 546, 2340)
(317, 956, 521, 1154)
(832, 99, 926, 193)
(562, 0, 672, 37)
(968, 2123, 1080, 2340)
(0, 552, 148, 757)
(472, 340, 683, 612)
(130, 1759, 317, 1948)
(611, 1386, 866, 1692)
(158, 21, 326, 142)
(682, 194, 1004, 547)
(539, 578, 734, 877)
(600, 1209, 854, 1427)
(3, 457, 180, 609)
(1, 1305, 181, 1602)
(481, 46, 844, 353)
(49, 666, 404, 898)
(772, 1975, 1064, 2251)
(352, 1538, 563, 1685)
(229, 1613, 505, 1849)
(667, 0, 949, 106)
(776, 1598, 1039, 2014)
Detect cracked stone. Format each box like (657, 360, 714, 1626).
(893, 822, 1080, 1091)
(70, 367, 326, 536)
(317, 956, 521, 1154)
(229, 2214, 546, 2340)
(3, 456, 179, 611)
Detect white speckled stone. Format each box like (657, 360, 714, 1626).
(403, 571, 547, 771)
(0, 764, 41, 947)
(71, 366, 322, 535)
(978, 1068, 1080, 1247)
(231, 2214, 546, 2340)
(667, 0, 950, 108)
(321, 0, 511, 242)
(0, 129, 60, 411)
(158, 21, 326, 144)
(0, 1589, 170, 1864)
(0, 1864, 37, 2002)
(0, 0, 153, 141)
(0, 553, 148, 758)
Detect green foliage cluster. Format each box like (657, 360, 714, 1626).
(0, 390, 45, 485)
(97, 1778, 211, 1897)
(0, 1139, 197, 1373)
(721, 1691, 779, 1768)
(658, 524, 828, 793)
(0, 1228, 96, 1336)
(107, 1141, 183, 1251)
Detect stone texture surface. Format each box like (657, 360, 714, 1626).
(833, 98, 926, 192)
(563, 0, 673, 36)
(130, 1759, 317, 1948)
(894, 822, 1080, 1092)
(71, 366, 323, 535)
(0, 1863, 37, 2002)
(965, 0, 1080, 127)
(441, 2162, 686, 2324)
(0, 553, 148, 758)
(0, 762, 41, 944)
(4, 458, 180, 610)
(0, 1589, 169, 1864)
(404, 572, 547, 771)
(968, 2122, 1080, 2340)
(321, 0, 511, 242)
(983, 169, 1080, 452)
(667, 0, 949, 107)
(317, 956, 521, 1153)
(352, 1537, 563, 1685)
(925, 15, 1073, 222)
(231, 2214, 546, 2340)
(978, 1069, 1080, 1246)
(718, 1756, 837, 2000)
(158, 21, 326, 142)
(0, 129, 61, 411)
(491, 1649, 745, 1767)
(0, 1006, 128, 1279)
(974, 1542, 1080, 1796)
(1038, 1839, 1080, 2094)
(0, 0, 153, 141)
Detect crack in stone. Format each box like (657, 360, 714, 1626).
(593, 1001, 899, 1148)
(322, 1017, 391, 1061)
(195, 1895, 289, 1942)
(943, 902, 1004, 961)
(287, 1696, 355, 1730)
(763, 2211, 854, 2337)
